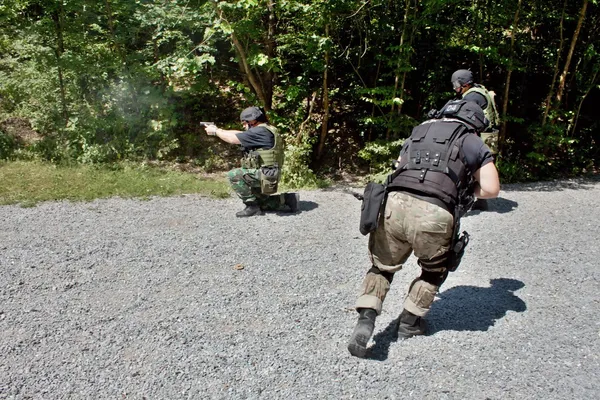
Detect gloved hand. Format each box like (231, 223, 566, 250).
(427, 109, 438, 119)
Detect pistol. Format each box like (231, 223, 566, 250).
(200, 121, 215, 128)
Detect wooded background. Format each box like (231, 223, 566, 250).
(1, 0, 598, 184)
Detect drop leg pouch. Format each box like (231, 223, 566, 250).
(359, 182, 387, 235)
(259, 166, 279, 194)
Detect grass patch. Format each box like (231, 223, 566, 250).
(0, 161, 230, 206)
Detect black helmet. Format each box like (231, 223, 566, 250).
(451, 69, 474, 90)
(240, 106, 264, 122)
(439, 100, 488, 132)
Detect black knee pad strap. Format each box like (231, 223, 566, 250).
(368, 266, 394, 283)
(420, 269, 448, 286)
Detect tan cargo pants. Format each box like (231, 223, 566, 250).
(355, 191, 454, 316)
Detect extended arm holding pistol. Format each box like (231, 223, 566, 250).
(201, 122, 242, 144)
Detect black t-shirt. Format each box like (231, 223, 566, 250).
(462, 91, 488, 110)
(236, 125, 274, 151)
(460, 132, 494, 173)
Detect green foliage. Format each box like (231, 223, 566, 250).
(280, 135, 327, 189)
(495, 157, 532, 183)
(0, 131, 17, 160)
(358, 138, 405, 175)
(0, 0, 598, 185)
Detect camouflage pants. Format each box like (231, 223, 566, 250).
(355, 191, 454, 316)
(227, 168, 287, 211)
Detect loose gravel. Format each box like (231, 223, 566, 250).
(1, 177, 599, 399)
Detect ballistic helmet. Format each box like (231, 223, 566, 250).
(451, 69, 474, 90)
(439, 100, 488, 132)
(240, 106, 264, 122)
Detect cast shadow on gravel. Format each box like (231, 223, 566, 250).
(465, 197, 519, 216)
(267, 200, 319, 216)
(365, 278, 526, 361)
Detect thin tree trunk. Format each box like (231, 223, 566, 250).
(317, 24, 330, 160)
(104, 0, 123, 59)
(52, 3, 68, 127)
(216, 7, 271, 110)
(499, 0, 522, 154)
(263, 0, 276, 109)
(541, 0, 567, 126)
(230, 33, 270, 110)
(368, 59, 383, 142)
(387, 0, 411, 140)
(569, 69, 597, 136)
(297, 91, 317, 143)
(390, 0, 410, 113)
(478, 0, 485, 80)
(555, 0, 589, 106)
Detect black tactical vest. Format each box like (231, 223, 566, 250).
(388, 118, 474, 212)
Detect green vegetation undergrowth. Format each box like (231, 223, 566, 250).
(0, 161, 230, 207)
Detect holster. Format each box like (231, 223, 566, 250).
(448, 230, 469, 272)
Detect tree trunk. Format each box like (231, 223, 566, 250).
(387, 0, 411, 140)
(216, 6, 271, 110)
(499, 0, 522, 154)
(568, 68, 597, 136)
(317, 24, 330, 160)
(52, 3, 68, 127)
(297, 92, 318, 143)
(554, 0, 589, 106)
(541, 0, 567, 126)
(230, 33, 270, 111)
(263, 0, 276, 110)
(104, 0, 123, 59)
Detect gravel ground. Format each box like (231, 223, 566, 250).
(1, 177, 599, 400)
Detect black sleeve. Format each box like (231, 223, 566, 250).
(236, 126, 275, 150)
(463, 92, 488, 109)
(462, 134, 494, 173)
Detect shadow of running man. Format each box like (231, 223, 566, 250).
(366, 278, 526, 361)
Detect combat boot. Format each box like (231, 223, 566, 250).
(347, 308, 377, 358)
(397, 309, 427, 339)
(235, 203, 264, 217)
(471, 198, 489, 211)
(284, 192, 300, 212)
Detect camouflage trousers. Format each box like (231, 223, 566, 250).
(355, 191, 455, 316)
(227, 167, 287, 211)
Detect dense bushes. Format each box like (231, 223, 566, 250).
(0, 0, 597, 183)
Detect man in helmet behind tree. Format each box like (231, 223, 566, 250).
(203, 106, 299, 217)
(450, 69, 500, 211)
(451, 69, 500, 132)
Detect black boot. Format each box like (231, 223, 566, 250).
(348, 308, 377, 358)
(284, 193, 300, 212)
(235, 203, 264, 217)
(471, 198, 488, 211)
(397, 309, 427, 339)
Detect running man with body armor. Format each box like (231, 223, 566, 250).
(203, 106, 299, 217)
(348, 100, 500, 358)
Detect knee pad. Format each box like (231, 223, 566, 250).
(404, 279, 439, 317)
